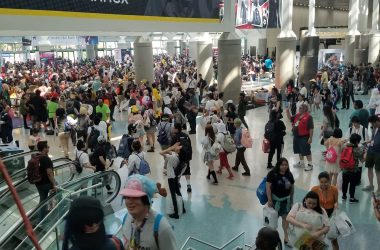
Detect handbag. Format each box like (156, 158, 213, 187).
(334, 210, 355, 237)
(263, 206, 278, 229)
(327, 211, 339, 240)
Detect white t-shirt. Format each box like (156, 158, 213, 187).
(73, 149, 94, 179)
(87, 122, 108, 140)
(163, 107, 173, 116)
(122, 210, 176, 250)
(205, 99, 217, 112)
(300, 86, 308, 97)
(127, 152, 145, 174)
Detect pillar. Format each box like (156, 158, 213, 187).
(258, 38, 267, 56)
(86, 45, 97, 60)
(180, 41, 187, 55)
(354, 49, 368, 65)
(358, 0, 369, 34)
(166, 41, 176, 57)
(369, 0, 380, 64)
(134, 36, 154, 85)
(218, 32, 241, 103)
(345, 0, 361, 64)
(188, 41, 197, 61)
(275, 0, 297, 90)
(299, 0, 319, 86)
(197, 40, 213, 85)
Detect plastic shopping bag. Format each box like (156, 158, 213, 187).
(263, 206, 278, 229)
(335, 210, 355, 237)
(337, 172, 343, 191)
(327, 211, 340, 240)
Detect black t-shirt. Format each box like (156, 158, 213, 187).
(266, 170, 295, 198)
(93, 145, 106, 172)
(36, 155, 54, 186)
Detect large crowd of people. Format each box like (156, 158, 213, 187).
(1, 53, 380, 249)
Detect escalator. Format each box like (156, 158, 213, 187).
(0, 160, 76, 244)
(0, 157, 72, 196)
(0, 170, 121, 250)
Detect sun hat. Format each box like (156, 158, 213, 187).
(119, 175, 158, 204)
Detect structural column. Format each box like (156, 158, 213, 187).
(86, 45, 97, 60)
(258, 38, 267, 56)
(345, 0, 361, 64)
(369, 0, 380, 64)
(188, 41, 198, 61)
(275, 0, 297, 90)
(197, 40, 213, 85)
(166, 41, 176, 57)
(299, 0, 320, 85)
(218, 32, 242, 103)
(134, 36, 154, 85)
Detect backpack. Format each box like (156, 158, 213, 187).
(179, 135, 192, 161)
(241, 128, 253, 148)
(133, 154, 151, 175)
(64, 119, 72, 132)
(256, 177, 268, 205)
(73, 151, 84, 174)
(122, 213, 163, 249)
(88, 126, 100, 149)
(105, 142, 117, 161)
(117, 134, 134, 158)
(27, 153, 43, 184)
(264, 121, 275, 141)
(339, 146, 355, 170)
(222, 132, 236, 153)
(325, 146, 338, 163)
(89, 152, 97, 166)
(157, 123, 170, 145)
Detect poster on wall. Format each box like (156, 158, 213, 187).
(84, 36, 99, 46)
(40, 52, 55, 66)
(0, 0, 221, 21)
(235, 0, 280, 29)
(121, 49, 132, 64)
(318, 49, 343, 69)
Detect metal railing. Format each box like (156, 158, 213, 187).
(180, 232, 252, 250)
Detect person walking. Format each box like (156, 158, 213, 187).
(55, 108, 71, 158)
(232, 118, 251, 176)
(265, 110, 286, 169)
(202, 124, 220, 185)
(266, 157, 294, 247)
(238, 92, 249, 128)
(324, 128, 346, 185)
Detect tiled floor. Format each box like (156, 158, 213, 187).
(10, 95, 380, 249)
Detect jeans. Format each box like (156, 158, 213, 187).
(342, 171, 358, 198)
(168, 177, 184, 215)
(268, 141, 283, 166)
(36, 182, 53, 220)
(234, 147, 250, 173)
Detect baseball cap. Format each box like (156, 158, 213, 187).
(119, 175, 158, 204)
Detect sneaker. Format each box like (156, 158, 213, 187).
(349, 198, 359, 203)
(362, 185, 374, 191)
(242, 172, 251, 176)
(304, 164, 313, 171)
(212, 181, 218, 185)
(232, 166, 239, 172)
(293, 162, 305, 168)
(342, 195, 347, 201)
(187, 185, 192, 193)
(216, 170, 222, 174)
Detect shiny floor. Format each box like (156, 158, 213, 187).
(11, 96, 380, 249)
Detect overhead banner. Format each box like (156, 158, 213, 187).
(235, 0, 281, 29)
(0, 0, 221, 22)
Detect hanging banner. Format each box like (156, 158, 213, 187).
(0, 0, 221, 22)
(235, 0, 281, 29)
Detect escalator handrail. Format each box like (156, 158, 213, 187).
(0, 160, 75, 201)
(0, 157, 72, 187)
(2, 150, 37, 162)
(1, 170, 121, 249)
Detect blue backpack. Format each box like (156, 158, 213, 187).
(256, 177, 268, 205)
(132, 154, 151, 175)
(122, 213, 163, 248)
(117, 134, 134, 158)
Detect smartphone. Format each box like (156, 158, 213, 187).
(373, 192, 378, 202)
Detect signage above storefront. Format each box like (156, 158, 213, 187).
(0, 0, 221, 23)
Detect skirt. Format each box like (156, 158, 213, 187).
(325, 162, 340, 174)
(203, 151, 218, 162)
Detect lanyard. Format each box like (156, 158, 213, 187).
(129, 217, 147, 248)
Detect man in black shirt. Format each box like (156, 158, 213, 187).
(35, 141, 56, 219)
(92, 135, 112, 194)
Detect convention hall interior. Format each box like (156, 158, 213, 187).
(0, 0, 380, 250)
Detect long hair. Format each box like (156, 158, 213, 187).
(273, 157, 290, 174)
(302, 191, 323, 214)
(205, 124, 216, 145)
(323, 105, 335, 128)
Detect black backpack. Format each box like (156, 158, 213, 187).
(264, 121, 275, 141)
(88, 126, 100, 149)
(73, 151, 84, 174)
(117, 134, 134, 158)
(179, 135, 192, 162)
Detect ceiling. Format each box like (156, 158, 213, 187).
(294, 0, 349, 11)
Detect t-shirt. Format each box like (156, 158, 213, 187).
(93, 145, 106, 172)
(266, 170, 295, 198)
(311, 186, 338, 210)
(74, 149, 94, 179)
(349, 109, 370, 128)
(127, 152, 144, 174)
(96, 104, 111, 121)
(368, 128, 380, 154)
(122, 210, 176, 250)
(88, 122, 108, 140)
(166, 152, 180, 179)
(47, 101, 59, 119)
(36, 155, 54, 186)
(264, 58, 273, 70)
